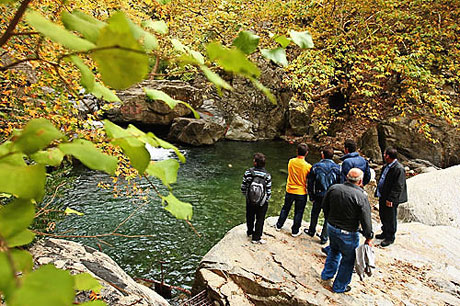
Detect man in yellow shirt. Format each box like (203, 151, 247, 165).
(275, 143, 312, 236)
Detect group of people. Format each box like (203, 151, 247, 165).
(241, 139, 407, 293)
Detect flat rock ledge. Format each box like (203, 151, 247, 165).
(193, 217, 460, 305)
(29, 239, 169, 306)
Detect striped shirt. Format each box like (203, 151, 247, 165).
(241, 167, 272, 203)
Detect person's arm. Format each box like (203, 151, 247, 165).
(340, 162, 348, 184)
(387, 165, 405, 204)
(241, 169, 251, 195)
(363, 161, 371, 186)
(307, 167, 315, 198)
(359, 196, 374, 240)
(265, 173, 272, 202)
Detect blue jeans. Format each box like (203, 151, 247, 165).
(321, 223, 359, 293)
(276, 192, 307, 234)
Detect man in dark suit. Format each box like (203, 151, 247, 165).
(375, 147, 408, 247)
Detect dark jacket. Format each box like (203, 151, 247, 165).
(307, 159, 341, 201)
(241, 167, 272, 204)
(340, 152, 371, 186)
(322, 182, 373, 239)
(375, 160, 408, 204)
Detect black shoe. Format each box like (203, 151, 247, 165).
(381, 239, 394, 247)
(344, 286, 351, 292)
(321, 247, 328, 255)
(375, 233, 385, 239)
(304, 228, 315, 237)
(320, 239, 328, 245)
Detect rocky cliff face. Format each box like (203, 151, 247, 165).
(193, 217, 460, 305)
(29, 239, 169, 306)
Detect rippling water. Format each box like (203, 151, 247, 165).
(57, 141, 320, 294)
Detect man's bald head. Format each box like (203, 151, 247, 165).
(347, 168, 364, 185)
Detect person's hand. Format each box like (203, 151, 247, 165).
(365, 238, 373, 246)
(386, 200, 393, 207)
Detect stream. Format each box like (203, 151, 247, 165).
(56, 141, 321, 295)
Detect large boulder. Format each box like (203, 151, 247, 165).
(398, 165, 460, 228)
(168, 117, 226, 145)
(363, 117, 460, 167)
(30, 239, 169, 306)
(105, 80, 203, 125)
(287, 99, 313, 136)
(193, 217, 460, 305)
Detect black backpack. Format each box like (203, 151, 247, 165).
(247, 169, 268, 206)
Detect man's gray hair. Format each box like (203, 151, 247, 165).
(347, 168, 364, 183)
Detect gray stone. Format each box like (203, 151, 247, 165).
(287, 99, 313, 136)
(193, 217, 460, 305)
(29, 239, 169, 306)
(168, 117, 226, 145)
(399, 165, 460, 228)
(105, 80, 202, 126)
(359, 126, 383, 163)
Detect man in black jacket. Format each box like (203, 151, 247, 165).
(375, 147, 408, 247)
(321, 168, 373, 293)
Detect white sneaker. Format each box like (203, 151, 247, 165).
(251, 239, 267, 244)
(291, 231, 302, 237)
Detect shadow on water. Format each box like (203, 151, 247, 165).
(56, 141, 321, 295)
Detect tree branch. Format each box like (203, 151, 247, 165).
(0, 0, 34, 48)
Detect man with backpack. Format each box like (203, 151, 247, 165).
(241, 152, 272, 244)
(305, 146, 340, 244)
(275, 143, 312, 237)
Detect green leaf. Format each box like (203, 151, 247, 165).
(0, 142, 25, 166)
(150, 135, 185, 163)
(156, 0, 172, 5)
(9, 265, 75, 306)
(31, 148, 64, 166)
(200, 66, 233, 91)
(112, 138, 150, 174)
(206, 42, 260, 78)
(0, 252, 15, 300)
(142, 20, 168, 34)
(232, 31, 260, 54)
(190, 50, 205, 65)
(289, 30, 314, 49)
(252, 78, 277, 105)
(127, 19, 158, 52)
(162, 193, 193, 220)
(69, 56, 95, 91)
(0, 198, 35, 240)
(261, 48, 288, 67)
(92, 83, 121, 102)
(273, 35, 291, 48)
(74, 273, 102, 293)
(64, 207, 84, 216)
(59, 139, 118, 175)
(11, 249, 33, 273)
(61, 11, 104, 43)
(0, 164, 45, 200)
(6, 229, 35, 247)
(144, 88, 199, 119)
(25, 10, 95, 51)
(14, 118, 64, 155)
(170, 38, 188, 53)
(145, 159, 180, 187)
(0, 0, 19, 4)
(71, 10, 106, 28)
(91, 12, 148, 89)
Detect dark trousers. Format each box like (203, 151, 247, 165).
(246, 201, 268, 241)
(379, 198, 399, 241)
(276, 192, 307, 234)
(308, 197, 328, 241)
